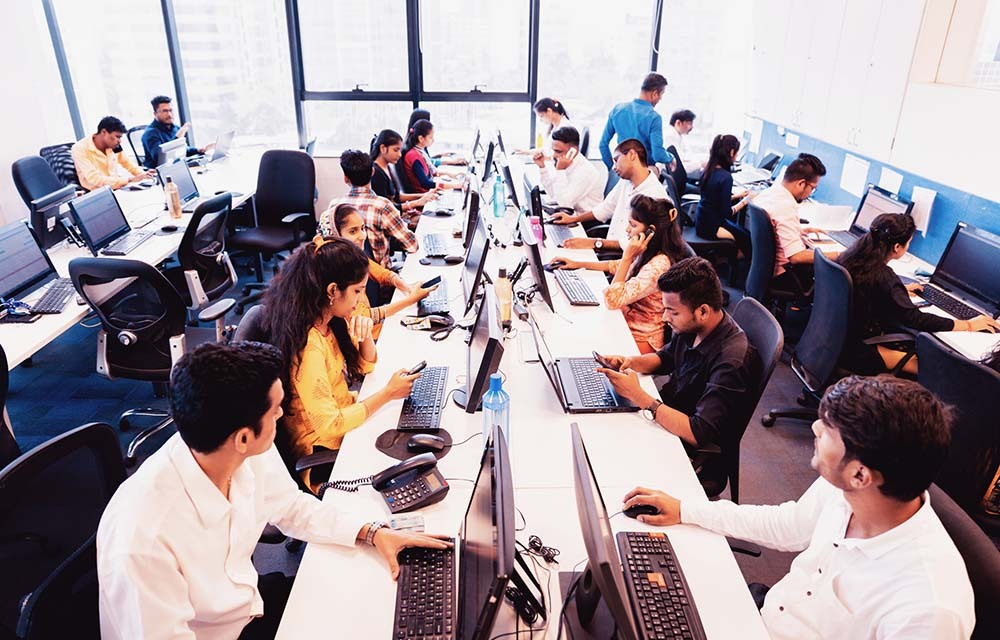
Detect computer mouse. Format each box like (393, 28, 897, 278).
(407, 434, 446, 453)
(544, 260, 566, 272)
(425, 314, 453, 328)
(160, 225, 178, 233)
(419, 256, 433, 266)
(443, 255, 464, 265)
(431, 208, 453, 217)
(623, 504, 660, 519)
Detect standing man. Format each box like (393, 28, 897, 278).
(533, 126, 604, 213)
(140, 95, 211, 169)
(599, 73, 676, 173)
(71, 116, 155, 190)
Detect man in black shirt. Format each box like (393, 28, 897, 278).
(598, 257, 760, 494)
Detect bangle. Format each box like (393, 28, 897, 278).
(365, 521, 388, 546)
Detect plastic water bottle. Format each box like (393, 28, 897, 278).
(493, 178, 505, 218)
(481, 373, 510, 445)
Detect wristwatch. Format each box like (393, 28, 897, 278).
(642, 398, 663, 421)
(365, 521, 389, 546)
(594, 239, 604, 250)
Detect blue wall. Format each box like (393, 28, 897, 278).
(752, 121, 1000, 264)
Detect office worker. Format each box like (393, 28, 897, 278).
(398, 120, 461, 194)
(599, 72, 675, 172)
(550, 194, 694, 352)
(369, 129, 440, 213)
(97, 341, 450, 640)
(663, 109, 702, 175)
(837, 213, 999, 375)
(140, 95, 209, 169)
(694, 134, 751, 255)
(261, 237, 420, 492)
(597, 257, 760, 490)
(71, 116, 155, 190)
(516, 97, 571, 155)
(405, 108, 465, 167)
(321, 150, 418, 268)
(549, 138, 670, 251)
(623, 375, 975, 639)
(532, 125, 603, 213)
(751, 152, 836, 291)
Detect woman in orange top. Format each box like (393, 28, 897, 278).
(261, 236, 420, 490)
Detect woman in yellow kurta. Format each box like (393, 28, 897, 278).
(262, 236, 420, 490)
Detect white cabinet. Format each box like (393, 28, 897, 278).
(749, 0, 792, 121)
(796, 0, 848, 134)
(773, 1, 814, 128)
(823, 0, 882, 150)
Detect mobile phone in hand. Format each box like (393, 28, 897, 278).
(407, 360, 428, 375)
(421, 275, 442, 289)
(593, 351, 617, 371)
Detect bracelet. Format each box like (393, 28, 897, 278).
(365, 521, 388, 546)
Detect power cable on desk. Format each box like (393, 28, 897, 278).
(443, 432, 482, 449)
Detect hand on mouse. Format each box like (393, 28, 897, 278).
(548, 257, 580, 270)
(904, 282, 924, 295)
(622, 487, 681, 526)
(956, 315, 1000, 333)
(384, 369, 419, 400)
(548, 211, 577, 225)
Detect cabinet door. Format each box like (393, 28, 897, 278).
(822, 0, 881, 148)
(773, 1, 815, 128)
(750, 0, 792, 121)
(797, 0, 848, 136)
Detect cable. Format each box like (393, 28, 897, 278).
(444, 477, 474, 483)
(608, 510, 624, 520)
(317, 475, 374, 498)
(444, 432, 482, 449)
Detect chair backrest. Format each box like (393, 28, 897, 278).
(178, 193, 235, 301)
(579, 126, 590, 157)
(794, 251, 852, 391)
(0, 422, 124, 635)
(11, 157, 65, 208)
(928, 484, 1000, 639)
(126, 125, 146, 166)
(387, 163, 406, 196)
(603, 167, 620, 197)
(917, 333, 1000, 512)
(304, 137, 317, 157)
(660, 174, 683, 218)
(69, 257, 187, 381)
(15, 533, 99, 640)
(745, 204, 778, 302)
(0, 344, 19, 470)
(38, 143, 81, 190)
(666, 144, 688, 198)
(255, 150, 316, 228)
(233, 304, 269, 343)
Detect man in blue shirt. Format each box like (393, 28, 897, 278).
(140, 95, 210, 169)
(599, 73, 675, 172)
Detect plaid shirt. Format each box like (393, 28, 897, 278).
(320, 186, 418, 266)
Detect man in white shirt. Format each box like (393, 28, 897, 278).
(663, 109, 703, 176)
(533, 125, 603, 213)
(550, 139, 671, 251)
(97, 342, 451, 640)
(623, 375, 975, 639)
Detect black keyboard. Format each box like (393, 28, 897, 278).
(417, 281, 450, 316)
(553, 269, 600, 306)
(30, 278, 75, 314)
(101, 230, 154, 256)
(918, 285, 980, 320)
(568, 358, 619, 408)
(617, 532, 706, 640)
(392, 543, 456, 640)
(397, 366, 449, 431)
(423, 232, 450, 258)
(546, 223, 575, 247)
(825, 229, 858, 247)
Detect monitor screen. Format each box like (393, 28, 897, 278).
(496, 129, 507, 155)
(570, 423, 640, 640)
(462, 216, 491, 315)
(471, 129, 482, 161)
(933, 223, 1000, 311)
(0, 222, 55, 301)
(482, 142, 496, 182)
(156, 160, 199, 203)
(465, 285, 505, 413)
(157, 138, 187, 167)
(68, 187, 130, 252)
(852, 185, 913, 232)
(213, 130, 235, 160)
(519, 215, 554, 311)
(526, 312, 564, 405)
(757, 151, 782, 172)
(500, 163, 520, 210)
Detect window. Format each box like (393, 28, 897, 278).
(304, 101, 414, 154)
(298, 0, 409, 92)
(939, 0, 1000, 90)
(173, 0, 298, 147)
(419, 102, 531, 153)
(972, 1, 1000, 88)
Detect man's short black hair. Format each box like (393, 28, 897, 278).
(169, 341, 284, 454)
(340, 149, 374, 187)
(669, 109, 696, 126)
(819, 375, 952, 502)
(615, 138, 648, 166)
(551, 125, 580, 147)
(151, 95, 172, 111)
(96, 116, 127, 135)
(641, 72, 668, 93)
(657, 256, 724, 311)
(783, 153, 827, 183)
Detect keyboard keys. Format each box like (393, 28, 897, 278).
(393, 544, 456, 640)
(546, 223, 574, 247)
(553, 269, 600, 306)
(30, 278, 75, 314)
(417, 280, 450, 316)
(423, 232, 450, 258)
(397, 366, 449, 431)
(918, 285, 980, 320)
(568, 358, 616, 408)
(101, 230, 154, 256)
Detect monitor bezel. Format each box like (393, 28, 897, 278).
(0, 221, 60, 301)
(67, 187, 132, 256)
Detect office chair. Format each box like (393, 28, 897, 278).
(126, 125, 147, 166)
(928, 484, 1000, 639)
(603, 167, 619, 197)
(579, 126, 590, 157)
(664, 175, 737, 283)
(745, 204, 811, 314)
(666, 144, 690, 199)
(0, 422, 125, 636)
(15, 533, 99, 640)
(229, 150, 316, 314)
(0, 344, 20, 470)
(69, 258, 234, 465)
(917, 333, 1000, 536)
(12, 157, 77, 251)
(303, 137, 317, 157)
(38, 143, 81, 191)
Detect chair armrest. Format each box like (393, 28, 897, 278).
(281, 212, 313, 225)
(588, 224, 610, 239)
(863, 332, 915, 346)
(681, 194, 701, 203)
(727, 537, 762, 557)
(259, 523, 286, 544)
(197, 298, 235, 323)
(295, 449, 340, 473)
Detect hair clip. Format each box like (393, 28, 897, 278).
(312, 235, 334, 252)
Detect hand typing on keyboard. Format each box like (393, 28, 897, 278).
(596, 366, 649, 408)
(955, 315, 1000, 333)
(621, 487, 682, 526)
(367, 526, 454, 580)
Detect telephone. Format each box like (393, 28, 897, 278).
(371, 452, 450, 513)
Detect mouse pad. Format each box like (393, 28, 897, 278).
(375, 428, 453, 462)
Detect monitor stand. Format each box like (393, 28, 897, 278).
(558, 568, 622, 640)
(451, 388, 482, 412)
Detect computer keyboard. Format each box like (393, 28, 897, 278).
(825, 230, 858, 247)
(553, 269, 600, 306)
(397, 365, 449, 431)
(30, 278, 75, 314)
(568, 358, 618, 408)
(100, 230, 154, 256)
(617, 531, 706, 640)
(417, 281, 450, 316)
(918, 285, 981, 320)
(423, 232, 450, 258)
(392, 543, 456, 640)
(546, 223, 575, 247)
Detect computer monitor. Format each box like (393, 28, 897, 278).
(0, 221, 60, 302)
(482, 142, 496, 182)
(931, 222, 1000, 318)
(67, 187, 132, 256)
(757, 151, 782, 173)
(500, 162, 520, 210)
(157, 138, 187, 167)
(518, 215, 554, 311)
(28, 184, 77, 250)
(211, 130, 235, 161)
(456, 285, 505, 412)
(851, 184, 913, 234)
(463, 176, 482, 249)
(495, 129, 507, 155)
(156, 161, 200, 206)
(461, 216, 491, 315)
(470, 129, 482, 161)
(569, 422, 641, 640)
(458, 422, 515, 640)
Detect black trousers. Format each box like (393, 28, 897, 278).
(238, 572, 295, 640)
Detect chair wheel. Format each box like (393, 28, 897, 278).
(761, 414, 776, 427)
(120, 418, 131, 432)
(124, 455, 138, 468)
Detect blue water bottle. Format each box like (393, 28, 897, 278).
(481, 373, 510, 445)
(492, 178, 505, 218)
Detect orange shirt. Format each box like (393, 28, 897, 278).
(71, 135, 143, 190)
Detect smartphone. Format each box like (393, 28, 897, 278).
(592, 351, 617, 371)
(407, 360, 428, 375)
(565, 148, 578, 162)
(421, 275, 442, 289)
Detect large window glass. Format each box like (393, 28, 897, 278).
(972, 0, 1000, 88)
(173, 0, 298, 147)
(304, 101, 415, 154)
(298, 0, 409, 92)
(419, 102, 531, 154)
(419, 0, 530, 93)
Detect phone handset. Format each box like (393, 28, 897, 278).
(371, 452, 450, 513)
(565, 148, 578, 162)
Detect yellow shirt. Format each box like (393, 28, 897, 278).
(71, 135, 143, 190)
(285, 325, 377, 490)
(359, 259, 400, 340)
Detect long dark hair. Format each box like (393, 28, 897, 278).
(534, 97, 568, 134)
(628, 194, 689, 276)
(407, 108, 431, 132)
(262, 236, 370, 394)
(403, 119, 433, 156)
(370, 129, 403, 161)
(837, 213, 916, 287)
(701, 134, 740, 185)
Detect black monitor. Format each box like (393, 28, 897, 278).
(850, 184, 913, 234)
(67, 187, 132, 256)
(455, 285, 505, 412)
(482, 142, 496, 183)
(931, 222, 1000, 318)
(496, 129, 507, 155)
(463, 175, 482, 249)
(0, 222, 60, 302)
(757, 151, 782, 172)
(519, 215, 554, 311)
(28, 184, 76, 250)
(458, 422, 515, 640)
(500, 163, 520, 210)
(156, 160, 200, 205)
(471, 129, 482, 161)
(461, 216, 491, 315)
(569, 422, 641, 640)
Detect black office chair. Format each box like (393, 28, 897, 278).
(928, 484, 1000, 639)
(12, 156, 77, 250)
(38, 143, 81, 191)
(666, 144, 689, 199)
(0, 344, 20, 470)
(664, 175, 738, 283)
(0, 422, 125, 636)
(229, 150, 316, 314)
(126, 125, 147, 167)
(15, 533, 99, 640)
(745, 204, 811, 314)
(69, 258, 234, 465)
(579, 126, 590, 157)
